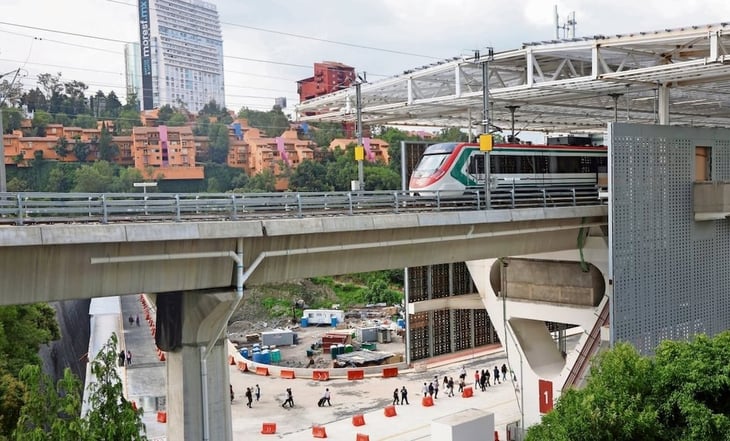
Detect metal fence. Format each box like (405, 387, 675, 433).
(0, 186, 601, 225)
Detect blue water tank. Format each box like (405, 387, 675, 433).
(397, 319, 406, 328)
(240, 348, 249, 358)
(252, 352, 262, 363)
(331, 317, 338, 327)
(300, 317, 309, 327)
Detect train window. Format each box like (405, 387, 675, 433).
(468, 154, 485, 174)
(556, 157, 581, 173)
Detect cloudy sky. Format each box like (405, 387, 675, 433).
(1, 0, 729, 115)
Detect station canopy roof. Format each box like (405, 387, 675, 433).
(295, 23, 730, 134)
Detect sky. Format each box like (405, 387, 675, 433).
(1, 0, 729, 118)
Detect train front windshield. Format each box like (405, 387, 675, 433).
(412, 154, 449, 178)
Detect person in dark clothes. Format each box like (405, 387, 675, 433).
(400, 386, 409, 404)
(282, 388, 294, 408)
(255, 384, 261, 401)
(136, 315, 140, 326)
(392, 388, 400, 405)
(501, 364, 508, 382)
(118, 350, 125, 366)
(245, 387, 253, 408)
(230, 384, 234, 402)
(494, 366, 501, 384)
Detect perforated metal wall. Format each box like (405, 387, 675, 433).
(609, 123, 730, 354)
(406, 262, 498, 361)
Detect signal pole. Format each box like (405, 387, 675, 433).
(355, 72, 366, 191)
(479, 48, 494, 209)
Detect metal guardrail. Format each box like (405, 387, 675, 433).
(0, 186, 602, 225)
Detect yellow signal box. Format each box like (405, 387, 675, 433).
(355, 146, 365, 161)
(479, 134, 493, 152)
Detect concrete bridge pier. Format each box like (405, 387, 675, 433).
(154, 290, 237, 441)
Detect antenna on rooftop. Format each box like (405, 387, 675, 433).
(554, 5, 577, 39)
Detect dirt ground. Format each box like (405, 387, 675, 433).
(227, 309, 406, 369)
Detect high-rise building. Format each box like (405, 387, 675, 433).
(124, 43, 142, 108)
(136, 0, 225, 113)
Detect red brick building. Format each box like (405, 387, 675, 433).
(297, 62, 356, 103)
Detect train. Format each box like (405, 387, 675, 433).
(408, 141, 607, 196)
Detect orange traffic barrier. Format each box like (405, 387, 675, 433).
(313, 370, 330, 381)
(261, 422, 276, 434)
(382, 367, 398, 378)
(237, 361, 248, 372)
(156, 411, 167, 423)
(280, 369, 296, 379)
(255, 367, 269, 376)
(384, 405, 397, 417)
(422, 396, 434, 407)
(356, 434, 370, 441)
(462, 386, 474, 398)
(347, 370, 365, 380)
(352, 414, 366, 426)
(312, 425, 327, 438)
(228, 355, 235, 365)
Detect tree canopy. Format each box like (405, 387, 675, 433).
(526, 332, 730, 441)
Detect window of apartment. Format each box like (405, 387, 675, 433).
(695, 146, 711, 181)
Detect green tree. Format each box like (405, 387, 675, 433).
(167, 113, 187, 127)
(13, 366, 85, 440)
(72, 137, 92, 162)
(1, 106, 24, 133)
(117, 109, 142, 135)
(243, 170, 276, 193)
(45, 163, 78, 192)
(238, 106, 289, 137)
(112, 167, 144, 193)
(31, 110, 52, 137)
(98, 126, 119, 162)
(53, 112, 72, 127)
(54, 136, 70, 157)
(13, 334, 146, 440)
(104, 91, 123, 118)
(288, 160, 332, 191)
(208, 123, 230, 164)
(74, 114, 98, 129)
(73, 161, 115, 192)
(0, 371, 25, 436)
(0, 304, 60, 377)
(84, 333, 146, 440)
(526, 333, 730, 441)
(364, 165, 400, 190)
(309, 122, 345, 148)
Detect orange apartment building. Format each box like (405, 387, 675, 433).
(226, 120, 315, 190)
(2, 117, 389, 188)
(2, 123, 203, 180)
(328, 138, 390, 163)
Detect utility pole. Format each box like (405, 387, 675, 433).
(479, 48, 494, 209)
(0, 68, 22, 192)
(355, 72, 366, 191)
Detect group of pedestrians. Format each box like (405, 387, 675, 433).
(391, 386, 409, 405)
(231, 384, 261, 408)
(463, 364, 510, 392)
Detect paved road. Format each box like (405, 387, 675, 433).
(229, 349, 521, 440)
(114, 294, 521, 440)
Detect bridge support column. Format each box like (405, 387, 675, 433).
(157, 290, 236, 441)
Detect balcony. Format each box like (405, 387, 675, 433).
(693, 181, 730, 220)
